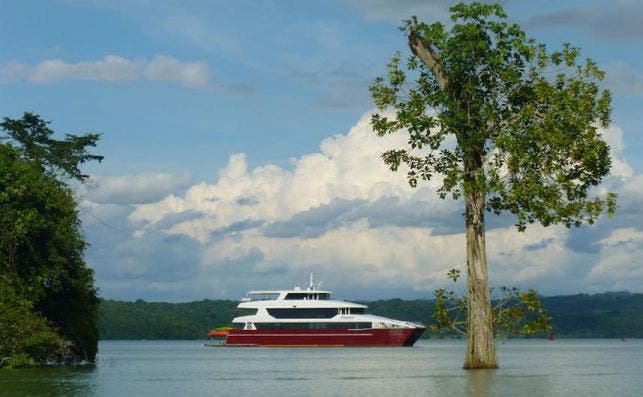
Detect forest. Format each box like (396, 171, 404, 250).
(99, 292, 643, 340)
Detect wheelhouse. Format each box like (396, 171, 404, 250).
(284, 292, 330, 300)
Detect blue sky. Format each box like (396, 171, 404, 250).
(2, 0, 642, 301)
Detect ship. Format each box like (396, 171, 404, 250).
(208, 274, 425, 347)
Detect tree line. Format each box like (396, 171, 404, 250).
(98, 292, 643, 340)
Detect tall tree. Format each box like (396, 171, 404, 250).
(0, 113, 102, 364)
(370, 2, 615, 368)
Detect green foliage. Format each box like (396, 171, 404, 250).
(431, 268, 551, 339)
(99, 299, 243, 339)
(493, 288, 551, 337)
(360, 298, 433, 325)
(0, 276, 66, 368)
(0, 112, 103, 182)
(544, 292, 643, 338)
(0, 113, 102, 366)
(370, 2, 615, 230)
(0, 144, 79, 284)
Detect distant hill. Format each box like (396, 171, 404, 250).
(98, 292, 643, 340)
(98, 299, 242, 340)
(543, 292, 643, 338)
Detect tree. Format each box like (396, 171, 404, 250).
(370, 2, 615, 368)
(0, 113, 102, 365)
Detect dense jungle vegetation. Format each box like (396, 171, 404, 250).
(0, 113, 102, 368)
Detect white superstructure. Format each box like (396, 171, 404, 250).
(231, 274, 423, 331)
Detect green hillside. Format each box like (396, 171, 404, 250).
(98, 292, 643, 340)
(98, 299, 242, 340)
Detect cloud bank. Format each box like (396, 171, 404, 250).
(80, 113, 643, 301)
(0, 55, 211, 88)
(80, 172, 193, 205)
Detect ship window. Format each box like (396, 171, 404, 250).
(267, 308, 338, 319)
(247, 292, 280, 301)
(349, 308, 364, 314)
(284, 293, 308, 300)
(255, 322, 308, 330)
(284, 292, 331, 300)
(347, 322, 372, 329)
(237, 308, 258, 316)
(232, 322, 244, 330)
(254, 322, 372, 330)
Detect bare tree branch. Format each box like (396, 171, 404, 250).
(408, 31, 449, 90)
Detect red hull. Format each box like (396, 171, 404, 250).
(225, 327, 424, 347)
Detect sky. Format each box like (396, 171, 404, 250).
(1, 0, 642, 301)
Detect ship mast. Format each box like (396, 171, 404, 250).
(306, 272, 323, 291)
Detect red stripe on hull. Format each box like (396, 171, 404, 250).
(225, 328, 425, 347)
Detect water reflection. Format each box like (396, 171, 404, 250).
(465, 367, 554, 396)
(466, 369, 495, 397)
(0, 365, 96, 396)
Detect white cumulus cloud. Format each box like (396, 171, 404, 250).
(127, 113, 433, 242)
(81, 112, 643, 300)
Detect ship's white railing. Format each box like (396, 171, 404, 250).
(243, 292, 280, 301)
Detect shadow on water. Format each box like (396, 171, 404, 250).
(0, 365, 96, 397)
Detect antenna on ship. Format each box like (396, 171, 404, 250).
(307, 272, 324, 291)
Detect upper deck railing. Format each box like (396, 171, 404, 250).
(242, 289, 332, 302)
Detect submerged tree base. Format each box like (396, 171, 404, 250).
(463, 361, 499, 370)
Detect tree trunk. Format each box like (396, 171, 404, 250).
(463, 161, 498, 369)
(406, 30, 497, 368)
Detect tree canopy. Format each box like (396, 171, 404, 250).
(371, 4, 615, 228)
(1, 112, 103, 182)
(0, 113, 101, 367)
(370, 2, 615, 368)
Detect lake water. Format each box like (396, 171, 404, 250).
(1, 339, 642, 396)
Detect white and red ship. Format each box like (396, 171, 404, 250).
(208, 274, 425, 347)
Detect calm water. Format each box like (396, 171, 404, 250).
(1, 339, 642, 396)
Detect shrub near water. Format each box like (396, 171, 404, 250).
(0, 277, 66, 368)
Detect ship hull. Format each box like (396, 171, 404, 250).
(225, 327, 424, 347)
